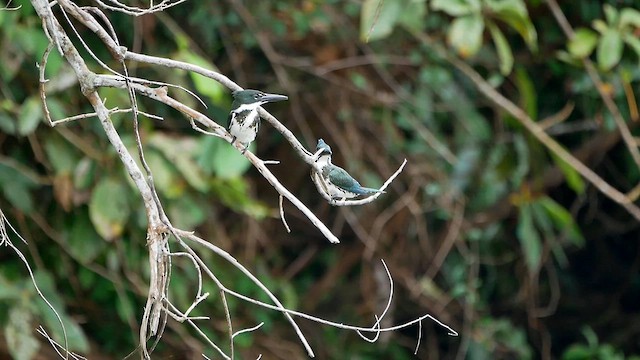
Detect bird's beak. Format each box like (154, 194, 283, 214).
(262, 93, 288, 103)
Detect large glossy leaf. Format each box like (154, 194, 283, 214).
(0, 111, 16, 134)
(0, 163, 36, 214)
(89, 178, 131, 241)
(568, 28, 598, 58)
(197, 136, 251, 179)
(73, 157, 95, 190)
(17, 97, 42, 136)
(2, 181, 34, 214)
(168, 194, 207, 229)
(68, 212, 106, 263)
(360, 0, 403, 41)
(596, 29, 623, 71)
(177, 51, 226, 104)
(44, 133, 79, 174)
(448, 14, 485, 57)
(145, 149, 181, 198)
(211, 177, 270, 219)
(398, 0, 427, 33)
(150, 133, 209, 192)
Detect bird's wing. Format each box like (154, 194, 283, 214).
(325, 165, 360, 189)
(227, 111, 236, 129)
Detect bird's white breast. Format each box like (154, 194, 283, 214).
(229, 108, 259, 144)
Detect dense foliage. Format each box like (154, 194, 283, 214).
(1, 0, 640, 358)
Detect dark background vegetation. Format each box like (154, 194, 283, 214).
(1, 0, 640, 358)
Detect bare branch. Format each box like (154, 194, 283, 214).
(94, 75, 341, 243)
(279, 195, 291, 233)
(174, 229, 316, 357)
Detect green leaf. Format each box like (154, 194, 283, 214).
(177, 51, 226, 104)
(556, 50, 583, 67)
(44, 133, 79, 174)
(360, 0, 403, 41)
(538, 196, 584, 247)
(89, 178, 131, 241)
(514, 67, 537, 120)
(603, 4, 618, 26)
(517, 204, 542, 273)
(562, 345, 594, 360)
(5, 307, 40, 360)
(487, 0, 538, 51)
(197, 136, 251, 179)
(596, 29, 623, 71)
(18, 97, 42, 136)
(623, 33, 640, 62)
(0, 162, 37, 213)
(448, 14, 485, 57)
(487, 21, 514, 75)
(398, 0, 427, 33)
(619, 8, 640, 30)
(145, 149, 181, 198)
(592, 19, 608, 34)
(168, 194, 207, 229)
(34, 272, 90, 353)
(115, 294, 136, 324)
(512, 134, 530, 187)
(2, 181, 34, 214)
(73, 157, 95, 190)
(431, 0, 479, 16)
(150, 134, 209, 192)
(568, 28, 598, 58)
(211, 178, 270, 219)
(551, 153, 585, 194)
(0, 278, 21, 300)
(68, 212, 105, 263)
(0, 112, 16, 134)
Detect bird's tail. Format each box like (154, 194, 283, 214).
(355, 187, 385, 195)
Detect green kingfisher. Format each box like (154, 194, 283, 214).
(228, 89, 288, 152)
(314, 138, 383, 200)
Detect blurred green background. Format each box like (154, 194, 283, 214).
(2, 0, 640, 358)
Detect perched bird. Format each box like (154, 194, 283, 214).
(228, 89, 288, 152)
(313, 138, 383, 200)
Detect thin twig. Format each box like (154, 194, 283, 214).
(279, 195, 291, 233)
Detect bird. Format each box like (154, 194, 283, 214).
(228, 89, 288, 152)
(313, 138, 383, 200)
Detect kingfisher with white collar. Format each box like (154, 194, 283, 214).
(313, 138, 383, 200)
(228, 89, 288, 152)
